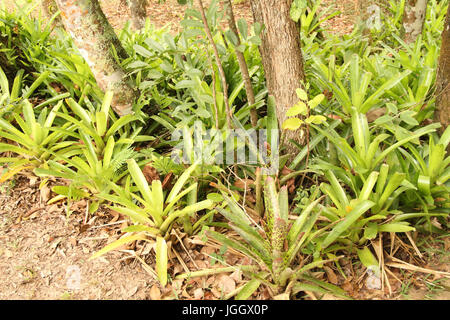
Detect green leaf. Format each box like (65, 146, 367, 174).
(237, 19, 248, 40)
(90, 234, 146, 260)
(377, 223, 415, 233)
(308, 94, 325, 109)
(66, 98, 92, 125)
(278, 186, 289, 222)
(156, 237, 168, 286)
(357, 247, 379, 269)
(122, 225, 161, 235)
(166, 161, 198, 203)
(127, 159, 154, 205)
(225, 30, 239, 46)
(321, 200, 375, 249)
(364, 222, 378, 240)
(108, 205, 153, 225)
(360, 70, 412, 113)
(400, 111, 419, 126)
(359, 171, 379, 201)
(286, 101, 307, 117)
(296, 88, 308, 101)
(207, 230, 261, 263)
(207, 193, 224, 202)
(235, 279, 261, 300)
(282, 118, 302, 130)
(305, 115, 326, 124)
(287, 197, 323, 245)
(266, 95, 278, 147)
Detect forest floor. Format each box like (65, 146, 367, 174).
(1, 0, 449, 300)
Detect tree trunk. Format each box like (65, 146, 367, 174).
(129, 0, 148, 30)
(55, 0, 135, 116)
(435, 3, 450, 147)
(226, 0, 258, 127)
(250, 0, 306, 154)
(403, 0, 427, 44)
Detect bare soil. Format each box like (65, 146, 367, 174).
(0, 176, 154, 299)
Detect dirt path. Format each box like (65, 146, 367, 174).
(0, 177, 155, 299)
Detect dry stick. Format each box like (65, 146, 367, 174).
(225, 0, 258, 127)
(197, 0, 232, 129)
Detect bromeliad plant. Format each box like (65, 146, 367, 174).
(318, 168, 417, 248)
(0, 66, 53, 117)
(396, 127, 450, 208)
(0, 99, 80, 182)
(311, 108, 440, 178)
(91, 159, 214, 286)
(208, 176, 348, 299)
(33, 132, 139, 214)
(311, 53, 412, 116)
(54, 92, 153, 156)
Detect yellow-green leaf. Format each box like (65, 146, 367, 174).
(282, 118, 303, 130)
(156, 236, 168, 286)
(286, 101, 307, 117)
(296, 88, 308, 101)
(305, 115, 326, 124)
(308, 94, 325, 109)
(235, 279, 261, 300)
(89, 234, 146, 260)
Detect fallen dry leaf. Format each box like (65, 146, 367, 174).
(281, 166, 294, 176)
(149, 284, 161, 300)
(324, 265, 338, 285)
(218, 274, 235, 294)
(233, 179, 254, 190)
(40, 185, 51, 203)
(193, 288, 204, 299)
(142, 165, 160, 184)
(162, 172, 174, 190)
(366, 107, 386, 122)
(274, 293, 289, 300)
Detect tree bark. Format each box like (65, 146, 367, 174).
(55, 0, 135, 116)
(129, 0, 148, 30)
(435, 3, 450, 146)
(226, 0, 258, 127)
(403, 0, 427, 44)
(250, 0, 306, 154)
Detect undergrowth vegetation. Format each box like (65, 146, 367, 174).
(0, 0, 448, 299)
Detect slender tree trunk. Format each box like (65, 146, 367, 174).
(250, 0, 306, 154)
(435, 3, 450, 149)
(403, 0, 427, 44)
(197, 0, 232, 128)
(129, 0, 148, 30)
(55, 0, 135, 116)
(226, 0, 258, 127)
